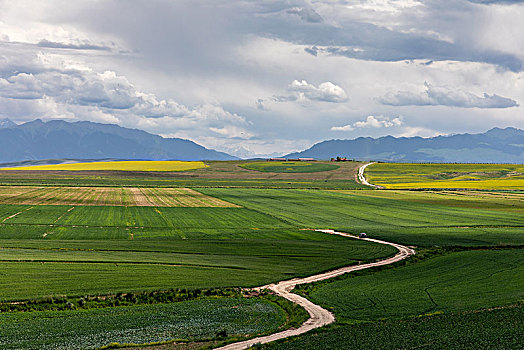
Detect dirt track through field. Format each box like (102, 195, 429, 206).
(358, 162, 382, 189)
(218, 230, 415, 350)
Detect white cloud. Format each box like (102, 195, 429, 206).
(331, 116, 403, 131)
(0, 16, 118, 51)
(396, 126, 441, 138)
(0, 51, 254, 147)
(275, 80, 348, 103)
(379, 82, 519, 108)
(330, 124, 355, 131)
(0, 0, 524, 157)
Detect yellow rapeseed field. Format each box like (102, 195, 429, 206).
(0, 160, 208, 172)
(367, 163, 524, 190)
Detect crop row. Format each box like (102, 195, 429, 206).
(0, 186, 237, 207)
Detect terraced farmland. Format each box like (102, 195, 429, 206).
(0, 186, 238, 207)
(366, 162, 524, 189)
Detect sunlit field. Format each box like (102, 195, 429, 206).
(366, 163, 524, 190)
(0, 160, 208, 172)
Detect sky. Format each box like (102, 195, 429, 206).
(0, 0, 523, 157)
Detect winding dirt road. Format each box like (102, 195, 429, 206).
(217, 230, 415, 350)
(358, 162, 383, 189)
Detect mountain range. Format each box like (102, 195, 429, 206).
(285, 127, 524, 163)
(1, 119, 523, 164)
(0, 119, 237, 163)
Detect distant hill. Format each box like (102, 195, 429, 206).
(0, 119, 237, 163)
(285, 127, 524, 163)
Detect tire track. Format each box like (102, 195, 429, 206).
(218, 229, 415, 350)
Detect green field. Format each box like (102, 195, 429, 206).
(301, 249, 523, 321)
(0, 231, 395, 301)
(0, 297, 284, 350)
(366, 163, 524, 189)
(240, 162, 340, 173)
(263, 304, 524, 349)
(265, 248, 524, 349)
(200, 188, 524, 246)
(0, 160, 366, 189)
(0, 161, 522, 349)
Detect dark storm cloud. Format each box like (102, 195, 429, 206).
(63, 0, 524, 74)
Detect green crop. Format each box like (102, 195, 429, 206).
(0, 298, 285, 350)
(262, 304, 524, 350)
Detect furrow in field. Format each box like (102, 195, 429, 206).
(128, 188, 154, 206)
(74, 187, 96, 205)
(182, 188, 240, 207)
(53, 206, 75, 224)
(189, 188, 238, 207)
(143, 188, 172, 207)
(159, 188, 189, 207)
(1, 207, 34, 223)
(28, 187, 64, 205)
(0, 187, 38, 203)
(0, 186, 239, 207)
(170, 188, 202, 207)
(94, 188, 112, 206)
(52, 187, 81, 205)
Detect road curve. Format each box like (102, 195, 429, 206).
(358, 162, 383, 189)
(217, 230, 415, 350)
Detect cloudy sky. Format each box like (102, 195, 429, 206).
(0, 0, 523, 157)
